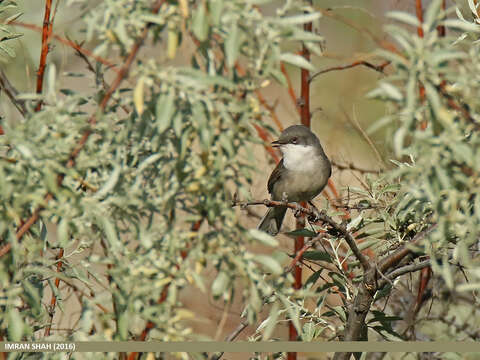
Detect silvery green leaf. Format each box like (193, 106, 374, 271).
(192, 3, 209, 41)
(249, 229, 278, 247)
(424, 0, 443, 32)
(254, 254, 282, 275)
(273, 12, 321, 25)
(260, 302, 280, 340)
(379, 82, 403, 102)
(347, 215, 363, 232)
(58, 219, 69, 248)
(280, 53, 315, 72)
(211, 271, 229, 297)
(250, 284, 261, 312)
(394, 127, 407, 156)
(95, 164, 121, 199)
(302, 322, 316, 341)
(7, 308, 23, 341)
(209, 0, 224, 26)
(443, 19, 480, 32)
(117, 311, 128, 340)
(103, 218, 120, 251)
(225, 22, 241, 68)
(155, 91, 175, 133)
(424, 82, 442, 117)
(468, 0, 479, 15)
(191, 271, 207, 293)
(386, 11, 421, 28)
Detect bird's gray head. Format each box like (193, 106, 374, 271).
(271, 125, 321, 148)
(271, 125, 327, 172)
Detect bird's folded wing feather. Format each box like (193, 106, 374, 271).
(267, 159, 285, 195)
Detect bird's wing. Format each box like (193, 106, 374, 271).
(267, 159, 284, 195)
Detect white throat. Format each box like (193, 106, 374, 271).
(281, 144, 320, 172)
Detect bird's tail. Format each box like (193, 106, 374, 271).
(257, 206, 287, 236)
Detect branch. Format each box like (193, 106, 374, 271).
(385, 259, 431, 282)
(233, 199, 370, 272)
(44, 248, 64, 336)
(309, 60, 389, 83)
(331, 160, 381, 174)
(0, 69, 26, 117)
(11, 21, 119, 73)
(286, 234, 325, 272)
(378, 224, 437, 274)
(210, 319, 250, 360)
(333, 224, 437, 360)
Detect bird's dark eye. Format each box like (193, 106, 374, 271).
(291, 137, 298, 144)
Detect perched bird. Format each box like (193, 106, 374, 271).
(257, 125, 331, 235)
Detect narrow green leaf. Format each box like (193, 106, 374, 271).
(274, 12, 321, 25)
(386, 11, 421, 28)
(254, 254, 283, 275)
(211, 271, 229, 297)
(249, 229, 279, 247)
(302, 251, 332, 262)
(261, 302, 280, 340)
(192, 3, 209, 41)
(280, 53, 315, 72)
(7, 308, 23, 341)
(225, 22, 241, 68)
(285, 228, 317, 237)
(155, 91, 175, 133)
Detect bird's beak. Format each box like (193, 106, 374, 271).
(271, 140, 281, 148)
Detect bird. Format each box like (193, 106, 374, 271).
(257, 125, 331, 236)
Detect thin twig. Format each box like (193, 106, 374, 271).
(11, 21, 119, 73)
(286, 234, 325, 273)
(342, 106, 385, 167)
(35, 0, 54, 112)
(210, 320, 250, 360)
(0, 69, 26, 116)
(331, 160, 381, 174)
(386, 259, 431, 282)
(233, 199, 371, 272)
(309, 60, 390, 83)
(280, 62, 300, 114)
(44, 248, 64, 336)
(379, 224, 437, 274)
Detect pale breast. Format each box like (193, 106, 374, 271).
(271, 157, 330, 202)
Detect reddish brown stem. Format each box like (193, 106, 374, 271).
(44, 248, 64, 336)
(415, 0, 424, 38)
(280, 62, 300, 114)
(11, 21, 119, 73)
(437, 0, 446, 37)
(415, 266, 432, 314)
(35, 0, 53, 112)
(288, 12, 313, 360)
(310, 60, 389, 83)
(235, 63, 284, 132)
